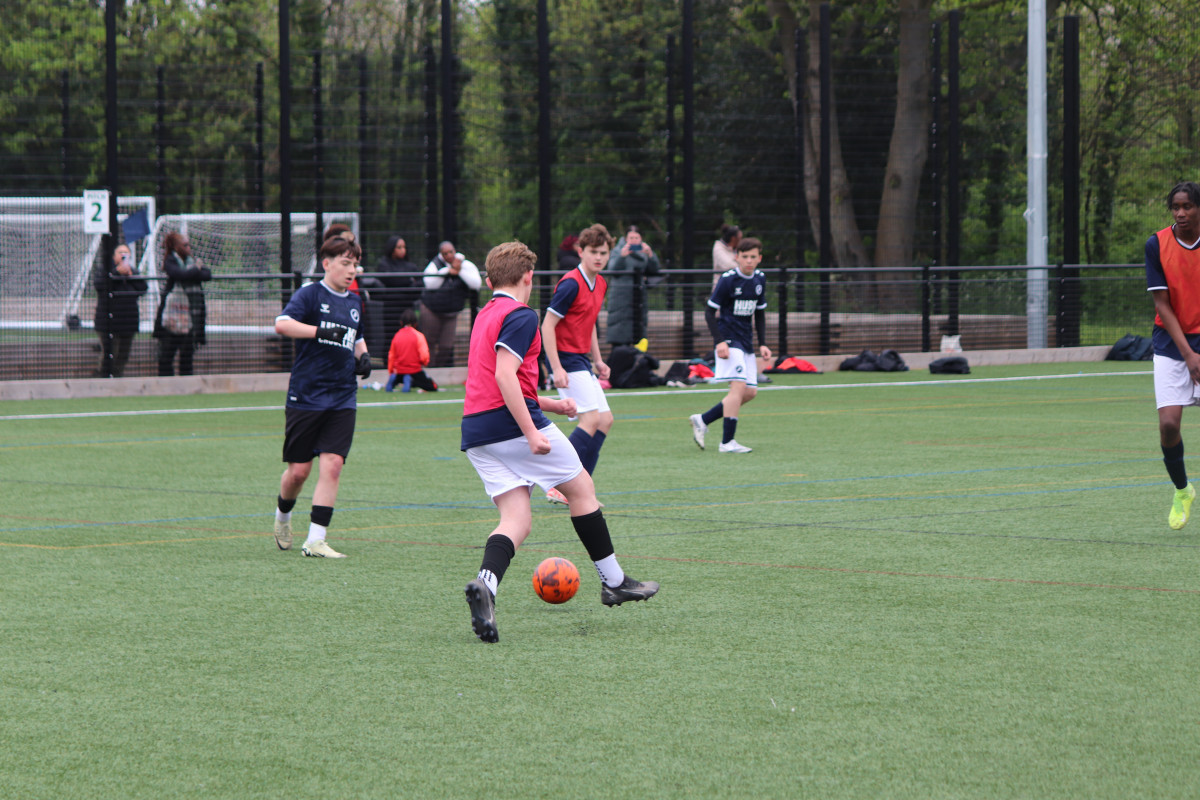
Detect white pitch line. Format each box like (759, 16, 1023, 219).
(0, 370, 1150, 422)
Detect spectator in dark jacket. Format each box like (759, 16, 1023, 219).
(93, 243, 147, 377)
(154, 231, 211, 376)
(373, 234, 421, 337)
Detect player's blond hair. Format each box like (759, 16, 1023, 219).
(484, 241, 536, 288)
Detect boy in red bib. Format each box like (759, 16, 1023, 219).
(1146, 181, 1200, 529)
(540, 223, 615, 504)
(460, 241, 658, 643)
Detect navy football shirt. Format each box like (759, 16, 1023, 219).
(278, 281, 364, 410)
(708, 268, 768, 351)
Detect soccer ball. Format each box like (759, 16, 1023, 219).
(532, 557, 580, 604)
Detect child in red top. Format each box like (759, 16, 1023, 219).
(385, 308, 439, 392)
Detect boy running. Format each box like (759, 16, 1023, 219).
(689, 237, 772, 453)
(271, 233, 372, 558)
(1147, 181, 1200, 529)
(540, 223, 615, 504)
(461, 241, 659, 643)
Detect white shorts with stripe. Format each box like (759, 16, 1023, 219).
(556, 369, 610, 414)
(713, 346, 759, 387)
(1154, 354, 1200, 409)
(466, 423, 584, 500)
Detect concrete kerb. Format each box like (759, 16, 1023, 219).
(0, 350, 1113, 402)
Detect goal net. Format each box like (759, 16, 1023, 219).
(141, 212, 360, 334)
(0, 196, 155, 331)
(0, 201, 358, 335)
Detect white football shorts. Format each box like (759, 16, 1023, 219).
(713, 346, 759, 387)
(466, 423, 584, 500)
(556, 369, 610, 415)
(1154, 354, 1200, 409)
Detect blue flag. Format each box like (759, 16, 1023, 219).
(122, 208, 150, 242)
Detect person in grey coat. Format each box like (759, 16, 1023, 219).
(604, 226, 660, 350)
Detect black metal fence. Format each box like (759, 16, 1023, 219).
(2, 2, 1193, 381)
(1, 264, 1146, 382)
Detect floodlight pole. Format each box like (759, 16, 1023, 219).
(1025, 0, 1049, 348)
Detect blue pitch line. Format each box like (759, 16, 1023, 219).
(0, 369, 1150, 422)
(1, 479, 1165, 536)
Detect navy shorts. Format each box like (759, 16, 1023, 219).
(282, 407, 356, 463)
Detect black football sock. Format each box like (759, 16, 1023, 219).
(723, 417, 738, 444)
(570, 508, 615, 562)
(1163, 441, 1188, 489)
(700, 402, 724, 426)
(478, 533, 516, 596)
(277, 495, 297, 514)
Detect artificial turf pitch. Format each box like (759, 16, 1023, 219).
(3, 361, 1198, 799)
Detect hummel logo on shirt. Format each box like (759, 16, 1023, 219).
(320, 303, 331, 314)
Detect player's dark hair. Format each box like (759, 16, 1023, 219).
(737, 236, 762, 253)
(626, 225, 640, 236)
(719, 223, 741, 244)
(1167, 182, 1200, 208)
(164, 231, 186, 258)
(577, 223, 614, 251)
(400, 307, 416, 328)
(319, 233, 361, 262)
(323, 223, 354, 242)
(484, 241, 536, 288)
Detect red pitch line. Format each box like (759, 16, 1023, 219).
(610, 553, 1200, 595)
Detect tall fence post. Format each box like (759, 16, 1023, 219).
(681, 0, 695, 356)
(928, 21, 940, 345)
(1059, 15, 1081, 347)
(279, 0, 293, 307)
(156, 65, 166, 207)
(312, 50, 324, 253)
(665, 34, 676, 313)
(790, 24, 807, 349)
(255, 62, 265, 213)
(60, 69, 70, 194)
(358, 53, 369, 233)
(818, 3, 832, 355)
(947, 9, 961, 338)
(537, 0, 552, 310)
(424, 43, 439, 253)
(440, 0, 457, 244)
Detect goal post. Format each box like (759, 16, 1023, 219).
(0, 196, 155, 331)
(140, 212, 360, 334)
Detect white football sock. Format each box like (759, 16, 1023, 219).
(275, 508, 291, 524)
(593, 555, 625, 588)
(477, 569, 499, 597)
(305, 522, 327, 545)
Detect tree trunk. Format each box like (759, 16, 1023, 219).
(767, 0, 871, 281)
(873, 0, 932, 278)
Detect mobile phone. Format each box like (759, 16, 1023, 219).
(629, 243, 643, 252)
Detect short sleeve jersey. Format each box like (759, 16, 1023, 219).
(461, 292, 551, 450)
(545, 268, 607, 373)
(708, 267, 768, 352)
(1145, 225, 1200, 359)
(278, 281, 364, 410)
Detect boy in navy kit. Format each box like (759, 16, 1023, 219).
(689, 237, 772, 453)
(271, 233, 372, 558)
(540, 223, 614, 505)
(461, 241, 658, 643)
